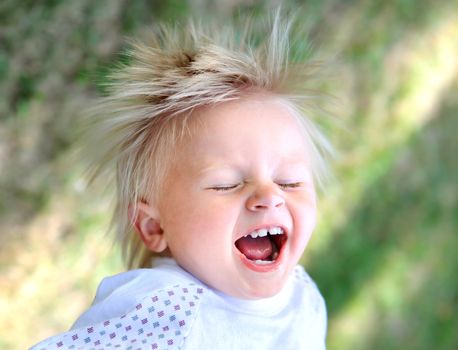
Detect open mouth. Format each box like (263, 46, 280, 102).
(235, 226, 287, 265)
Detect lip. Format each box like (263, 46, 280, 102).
(234, 223, 289, 241)
(234, 223, 289, 273)
(236, 245, 286, 272)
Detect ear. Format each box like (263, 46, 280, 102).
(129, 201, 167, 253)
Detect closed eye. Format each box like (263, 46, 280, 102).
(277, 182, 303, 189)
(208, 184, 240, 191)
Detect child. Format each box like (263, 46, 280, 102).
(31, 12, 331, 350)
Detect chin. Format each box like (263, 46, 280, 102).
(243, 282, 284, 300)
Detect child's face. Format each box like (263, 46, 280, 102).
(154, 96, 317, 299)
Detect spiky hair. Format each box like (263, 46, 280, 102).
(85, 12, 333, 269)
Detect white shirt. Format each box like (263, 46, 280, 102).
(30, 258, 327, 349)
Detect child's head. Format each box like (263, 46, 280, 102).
(88, 13, 332, 299)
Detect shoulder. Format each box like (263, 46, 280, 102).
(93, 261, 201, 303)
(292, 265, 326, 312)
(30, 282, 206, 350)
(72, 260, 201, 329)
(290, 264, 327, 334)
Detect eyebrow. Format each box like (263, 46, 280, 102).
(198, 163, 239, 177)
(197, 157, 311, 175)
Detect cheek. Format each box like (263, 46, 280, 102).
(289, 204, 316, 259)
(305, 205, 317, 233)
(162, 198, 229, 244)
(291, 197, 317, 234)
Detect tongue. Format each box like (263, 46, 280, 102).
(235, 236, 273, 260)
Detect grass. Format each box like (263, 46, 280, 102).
(0, 1, 457, 349)
(308, 93, 458, 348)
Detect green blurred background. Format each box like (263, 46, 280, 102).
(0, 0, 457, 349)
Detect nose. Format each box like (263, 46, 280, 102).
(246, 184, 285, 211)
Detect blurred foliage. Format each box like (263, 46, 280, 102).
(0, 0, 457, 349)
(308, 87, 458, 349)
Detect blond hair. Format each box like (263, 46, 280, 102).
(85, 12, 333, 269)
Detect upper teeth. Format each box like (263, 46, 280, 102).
(246, 227, 284, 239)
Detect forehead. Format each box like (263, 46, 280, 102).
(174, 96, 311, 162)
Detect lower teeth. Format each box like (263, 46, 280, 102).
(254, 260, 273, 265)
(252, 248, 279, 265)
